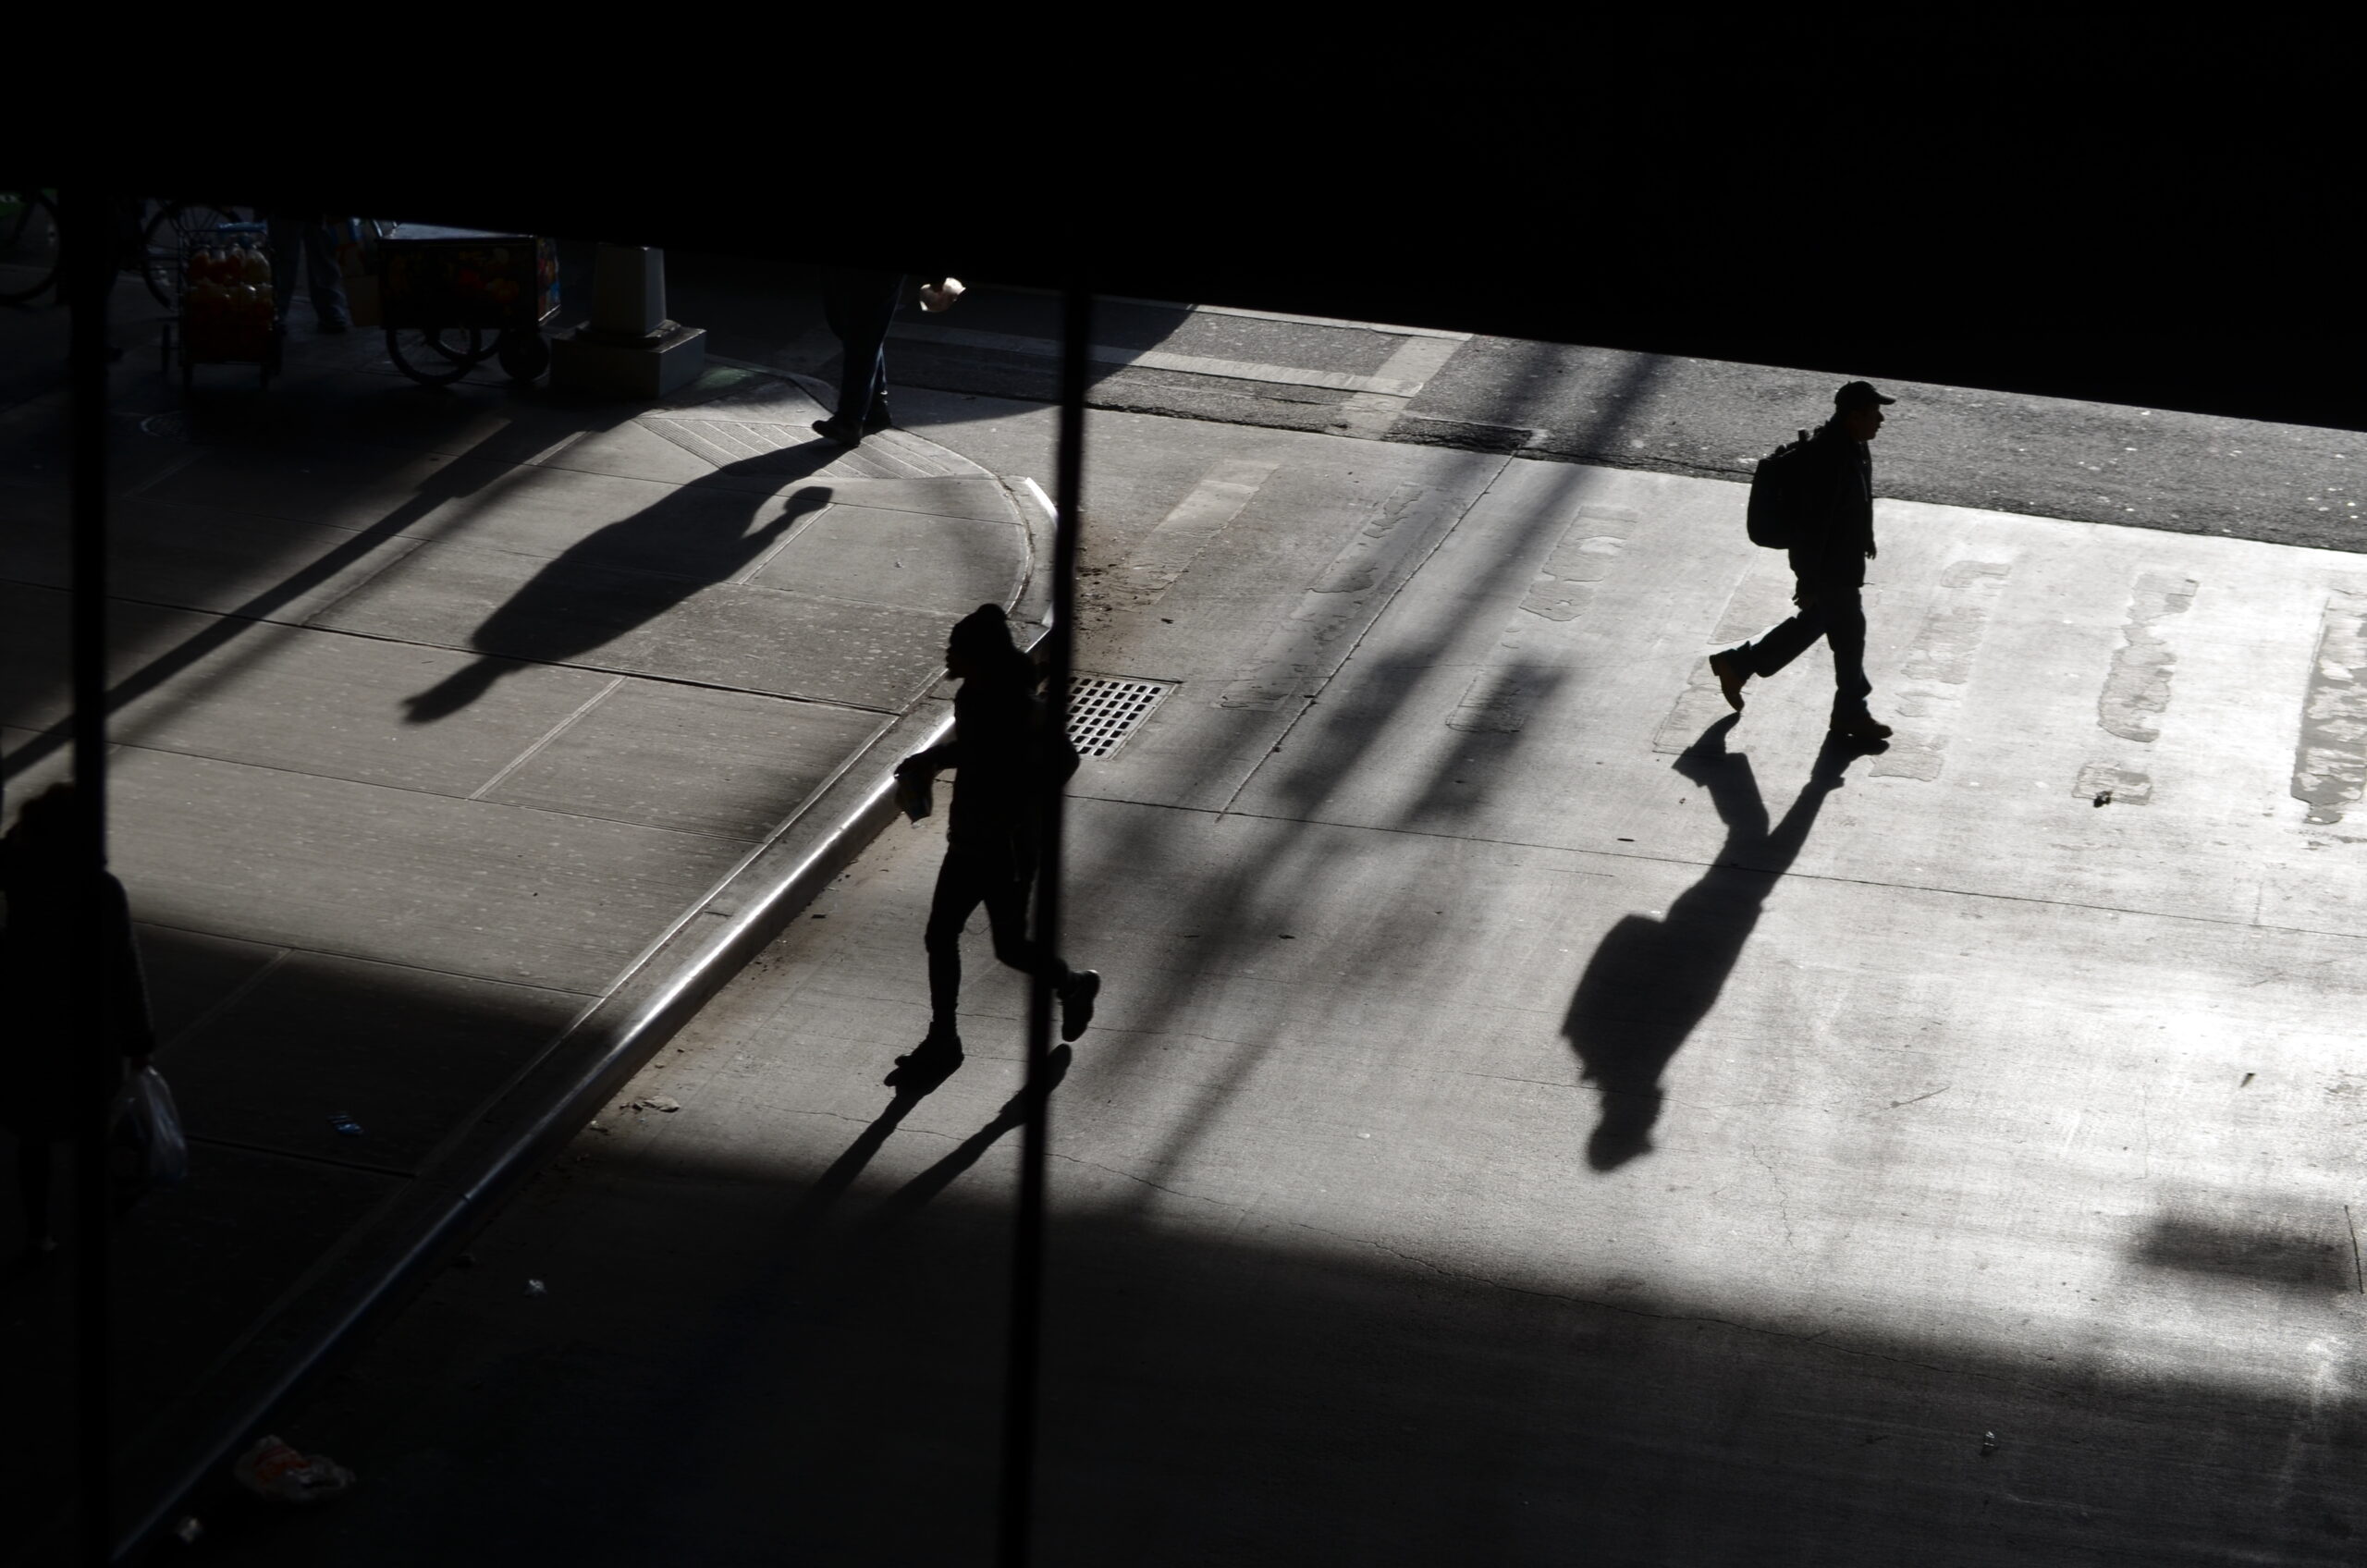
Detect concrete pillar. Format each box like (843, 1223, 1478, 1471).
(549, 243, 706, 398)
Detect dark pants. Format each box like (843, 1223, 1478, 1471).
(266, 217, 350, 327)
(1726, 579, 1871, 719)
(924, 844, 1069, 1037)
(822, 269, 903, 426)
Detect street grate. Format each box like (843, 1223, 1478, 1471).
(1067, 676, 1172, 759)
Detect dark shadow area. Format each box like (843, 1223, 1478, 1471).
(1564, 717, 1859, 1170)
(164, 1150, 2363, 1568)
(401, 463, 836, 722)
(2133, 1210, 2361, 1294)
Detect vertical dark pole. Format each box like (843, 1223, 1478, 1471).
(998, 271, 1088, 1568)
(62, 185, 115, 1565)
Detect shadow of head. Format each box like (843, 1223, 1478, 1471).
(402, 657, 510, 724)
(2132, 1210, 2357, 1293)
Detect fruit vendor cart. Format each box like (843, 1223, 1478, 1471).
(377, 224, 560, 386)
(173, 223, 283, 389)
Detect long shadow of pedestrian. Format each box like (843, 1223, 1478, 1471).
(1563, 716, 1859, 1170)
(402, 446, 840, 722)
(854, 1045, 1073, 1241)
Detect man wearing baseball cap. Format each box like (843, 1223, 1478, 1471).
(1708, 380, 1897, 743)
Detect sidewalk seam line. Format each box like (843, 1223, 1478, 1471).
(181, 1132, 416, 1180)
(129, 918, 601, 998)
(159, 948, 293, 1051)
(470, 674, 627, 801)
(1079, 791, 2313, 937)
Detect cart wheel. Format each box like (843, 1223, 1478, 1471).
(497, 329, 550, 383)
(385, 326, 479, 386)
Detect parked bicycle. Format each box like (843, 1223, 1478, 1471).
(0, 189, 62, 303)
(0, 193, 251, 307)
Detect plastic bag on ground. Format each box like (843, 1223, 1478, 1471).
(233, 1435, 355, 1503)
(114, 1064, 190, 1192)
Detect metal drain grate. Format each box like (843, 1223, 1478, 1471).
(1068, 676, 1172, 758)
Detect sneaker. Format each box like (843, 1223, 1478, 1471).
(1058, 970, 1100, 1043)
(1708, 651, 1748, 711)
(1829, 713, 1893, 741)
(811, 418, 864, 447)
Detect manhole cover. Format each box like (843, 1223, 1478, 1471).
(1068, 676, 1171, 758)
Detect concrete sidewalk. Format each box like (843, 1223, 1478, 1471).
(0, 309, 1053, 1555)
(171, 381, 2367, 1566)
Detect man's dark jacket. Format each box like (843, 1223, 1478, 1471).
(1785, 421, 1876, 586)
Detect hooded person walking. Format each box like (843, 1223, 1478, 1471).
(889, 605, 1099, 1085)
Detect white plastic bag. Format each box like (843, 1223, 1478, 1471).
(115, 1064, 190, 1191)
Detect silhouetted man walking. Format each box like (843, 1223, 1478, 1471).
(1709, 380, 1896, 742)
(889, 604, 1099, 1085)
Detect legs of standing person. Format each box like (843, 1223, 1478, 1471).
(828, 271, 901, 432)
(265, 217, 349, 331)
(266, 217, 302, 330)
(301, 221, 350, 330)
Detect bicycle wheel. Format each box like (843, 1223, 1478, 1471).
(386, 325, 483, 386)
(0, 191, 63, 304)
(141, 202, 247, 307)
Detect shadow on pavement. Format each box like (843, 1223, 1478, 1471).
(403, 453, 840, 722)
(1063, 351, 1674, 1200)
(1563, 715, 1858, 1169)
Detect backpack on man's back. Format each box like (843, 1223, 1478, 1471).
(1746, 428, 1821, 549)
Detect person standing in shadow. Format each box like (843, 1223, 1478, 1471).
(1709, 380, 1898, 745)
(889, 605, 1099, 1087)
(264, 210, 353, 335)
(1563, 717, 1848, 1169)
(809, 268, 963, 448)
(2, 783, 157, 1257)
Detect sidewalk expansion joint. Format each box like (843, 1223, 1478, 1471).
(1100, 795, 2307, 938)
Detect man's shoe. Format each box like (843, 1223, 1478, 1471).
(1708, 651, 1748, 711)
(812, 418, 864, 447)
(1058, 970, 1100, 1043)
(1829, 713, 1893, 741)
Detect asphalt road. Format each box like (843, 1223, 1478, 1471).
(648, 248, 2367, 558)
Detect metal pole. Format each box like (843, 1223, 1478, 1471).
(998, 271, 1088, 1568)
(62, 183, 115, 1567)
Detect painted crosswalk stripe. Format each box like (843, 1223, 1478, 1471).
(2292, 588, 2367, 825)
(2072, 570, 2197, 805)
(1871, 559, 2013, 781)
